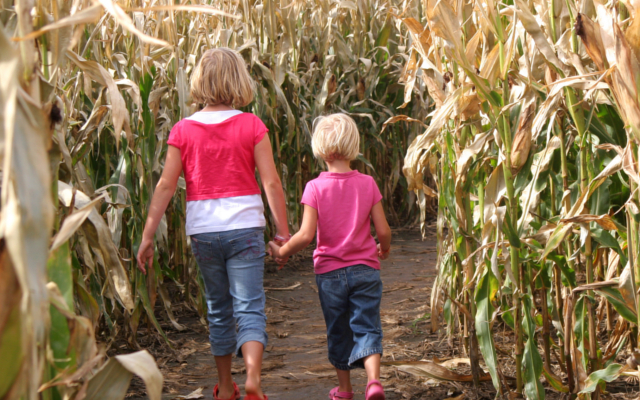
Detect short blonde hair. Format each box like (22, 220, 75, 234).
(190, 48, 254, 107)
(312, 114, 360, 161)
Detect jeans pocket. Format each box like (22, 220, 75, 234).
(316, 269, 343, 281)
(191, 236, 214, 263)
(230, 230, 265, 260)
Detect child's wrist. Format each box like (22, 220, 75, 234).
(274, 233, 292, 243)
(279, 243, 292, 258)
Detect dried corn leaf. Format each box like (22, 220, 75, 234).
(127, 5, 239, 18)
(96, 0, 171, 48)
(510, 99, 535, 175)
(13, 4, 102, 42)
(58, 181, 134, 312)
(51, 193, 107, 252)
(575, 13, 608, 71)
(515, 0, 566, 73)
(382, 360, 492, 382)
(66, 50, 132, 148)
(561, 214, 618, 230)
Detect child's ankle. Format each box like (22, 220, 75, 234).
(339, 384, 353, 393)
(245, 375, 262, 396)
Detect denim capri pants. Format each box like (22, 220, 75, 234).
(190, 227, 268, 357)
(316, 264, 383, 370)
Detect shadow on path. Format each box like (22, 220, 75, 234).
(132, 228, 438, 399)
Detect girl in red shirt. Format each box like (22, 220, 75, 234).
(137, 48, 289, 400)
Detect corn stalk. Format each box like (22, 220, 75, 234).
(0, 1, 163, 399)
(397, 0, 640, 397)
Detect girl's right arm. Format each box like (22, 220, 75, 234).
(255, 135, 289, 239)
(136, 145, 183, 273)
(268, 205, 317, 262)
(371, 201, 392, 260)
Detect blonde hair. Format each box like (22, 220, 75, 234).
(190, 48, 255, 107)
(312, 114, 360, 161)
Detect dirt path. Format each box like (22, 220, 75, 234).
(131, 228, 445, 400)
(124, 226, 640, 400)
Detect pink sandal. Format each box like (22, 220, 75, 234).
(329, 386, 354, 399)
(365, 380, 385, 400)
(213, 382, 241, 400)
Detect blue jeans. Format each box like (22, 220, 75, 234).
(190, 227, 267, 357)
(316, 264, 383, 370)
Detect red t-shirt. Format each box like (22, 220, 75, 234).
(167, 113, 267, 201)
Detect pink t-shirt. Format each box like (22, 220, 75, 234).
(167, 113, 267, 201)
(301, 170, 383, 274)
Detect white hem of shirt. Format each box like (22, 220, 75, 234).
(186, 221, 266, 236)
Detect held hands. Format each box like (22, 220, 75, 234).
(377, 243, 391, 260)
(136, 237, 154, 274)
(267, 241, 289, 266)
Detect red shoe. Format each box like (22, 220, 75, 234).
(243, 395, 267, 400)
(214, 382, 241, 400)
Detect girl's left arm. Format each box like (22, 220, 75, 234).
(371, 201, 391, 260)
(137, 145, 183, 273)
(255, 135, 289, 239)
(268, 205, 317, 261)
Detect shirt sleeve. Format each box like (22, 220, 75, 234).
(254, 116, 268, 145)
(300, 182, 318, 209)
(371, 177, 383, 208)
(167, 121, 182, 148)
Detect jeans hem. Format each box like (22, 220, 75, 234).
(210, 342, 237, 357)
(235, 329, 268, 357)
(329, 358, 359, 371)
(349, 347, 383, 365)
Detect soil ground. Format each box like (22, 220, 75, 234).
(124, 226, 640, 400)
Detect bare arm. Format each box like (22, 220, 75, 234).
(371, 201, 391, 260)
(268, 205, 317, 260)
(255, 134, 289, 238)
(136, 145, 183, 273)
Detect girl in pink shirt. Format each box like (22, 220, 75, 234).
(136, 48, 289, 400)
(269, 114, 392, 400)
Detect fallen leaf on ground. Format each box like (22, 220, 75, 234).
(438, 358, 471, 369)
(382, 360, 492, 382)
(173, 387, 204, 399)
(264, 282, 302, 291)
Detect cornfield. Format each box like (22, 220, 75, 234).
(0, 0, 424, 399)
(4, 0, 640, 398)
(397, 0, 640, 397)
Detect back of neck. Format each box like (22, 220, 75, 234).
(325, 159, 352, 173)
(201, 104, 236, 112)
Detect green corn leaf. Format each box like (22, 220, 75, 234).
(547, 254, 576, 288)
(0, 304, 22, 398)
(591, 227, 627, 266)
(503, 209, 521, 248)
(596, 287, 638, 323)
(136, 270, 172, 348)
(543, 366, 569, 393)
(522, 295, 545, 400)
(474, 270, 500, 391)
(579, 364, 624, 394)
(540, 223, 573, 260)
